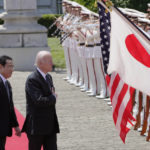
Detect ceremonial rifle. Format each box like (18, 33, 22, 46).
(48, 15, 64, 30)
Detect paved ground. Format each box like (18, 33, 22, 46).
(9, 70, 150, 150)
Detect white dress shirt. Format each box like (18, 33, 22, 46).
(37, 67, 47, 80)
(0, 73, 7, 85)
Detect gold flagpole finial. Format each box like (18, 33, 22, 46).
(94, 0, 97, 7)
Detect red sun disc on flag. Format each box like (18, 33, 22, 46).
(125, 34, 150, 68)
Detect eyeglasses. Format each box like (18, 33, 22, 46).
(5, 64, 14, 69)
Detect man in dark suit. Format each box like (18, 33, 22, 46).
(0, 55, 21, 150)
(22, 51, 60, 150)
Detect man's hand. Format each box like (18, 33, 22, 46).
(52, 88, 58, 99)
(14, 127, 21, 137)
(52, 92, 58, 99)
(53, 93, 58, 99)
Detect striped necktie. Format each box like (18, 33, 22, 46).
(45, 74, 52, 92)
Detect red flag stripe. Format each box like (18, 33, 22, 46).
(105, 75, 111, 85)
(113, 83, 128, 125)
(115, 84, 130, 131)
(120, 97, 134, 143)
(110, 74, 120, 101)
(107, 73, 136, 143)
(111, 78, 124, 111)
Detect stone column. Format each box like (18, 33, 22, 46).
(0, 0, 50, 71)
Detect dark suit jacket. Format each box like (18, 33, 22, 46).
(22, 69, 60, 135)
(0, 77, 19, 137)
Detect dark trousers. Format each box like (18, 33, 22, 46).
(27, 134, 57, 150)
(0, 137, 6, 150)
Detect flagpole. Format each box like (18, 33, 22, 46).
(97, 0, 111, 13)
(113, 6, 150, 42)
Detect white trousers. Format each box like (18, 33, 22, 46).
(94, 58, 107, 95)
(142, 93, 147, 127)
(80, 58, 89, 90)
(86, 58, 96, 95)
(63, 46, 72, 80)
(133, 90, 139, 119)
(69, 47, 79, 84)
(77, 57, 84, 86)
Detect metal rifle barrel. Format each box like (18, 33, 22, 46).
(48, 14, 64, 30)
(60, 32, 71, 44)
(49, 20, 57, 30)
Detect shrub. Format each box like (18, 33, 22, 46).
(38, 14, 62, 37)
(0, 19, 4, 25)
(0, 14, 61, 37)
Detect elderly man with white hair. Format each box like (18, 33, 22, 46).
(22, 51, 60, 150)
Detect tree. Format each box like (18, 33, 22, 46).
(111, 0, 129, 8)
(71, 0, 149, 13)
(71, 0, 97, 12)
(127, 0, 149, 12)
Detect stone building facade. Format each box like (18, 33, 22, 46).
(0, 0, 62, 14)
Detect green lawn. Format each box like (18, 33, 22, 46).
(48, 38, 66, 69)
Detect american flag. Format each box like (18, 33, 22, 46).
(98, 1, 111, 73)
(97, 1, 136, 143)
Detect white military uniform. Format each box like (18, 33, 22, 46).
(92, 28, 107, 98)
(67, 15, 81, 85)
(69, 34, 79, 85)
(77, 28, 89, 91)
(61, 13, 73, 81)
(72, 30, 84, 87)
(84, 28, 97, 96)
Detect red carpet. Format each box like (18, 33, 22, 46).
(6, 109, 28, 150)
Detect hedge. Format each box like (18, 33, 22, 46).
(38, 14, 62, 37)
